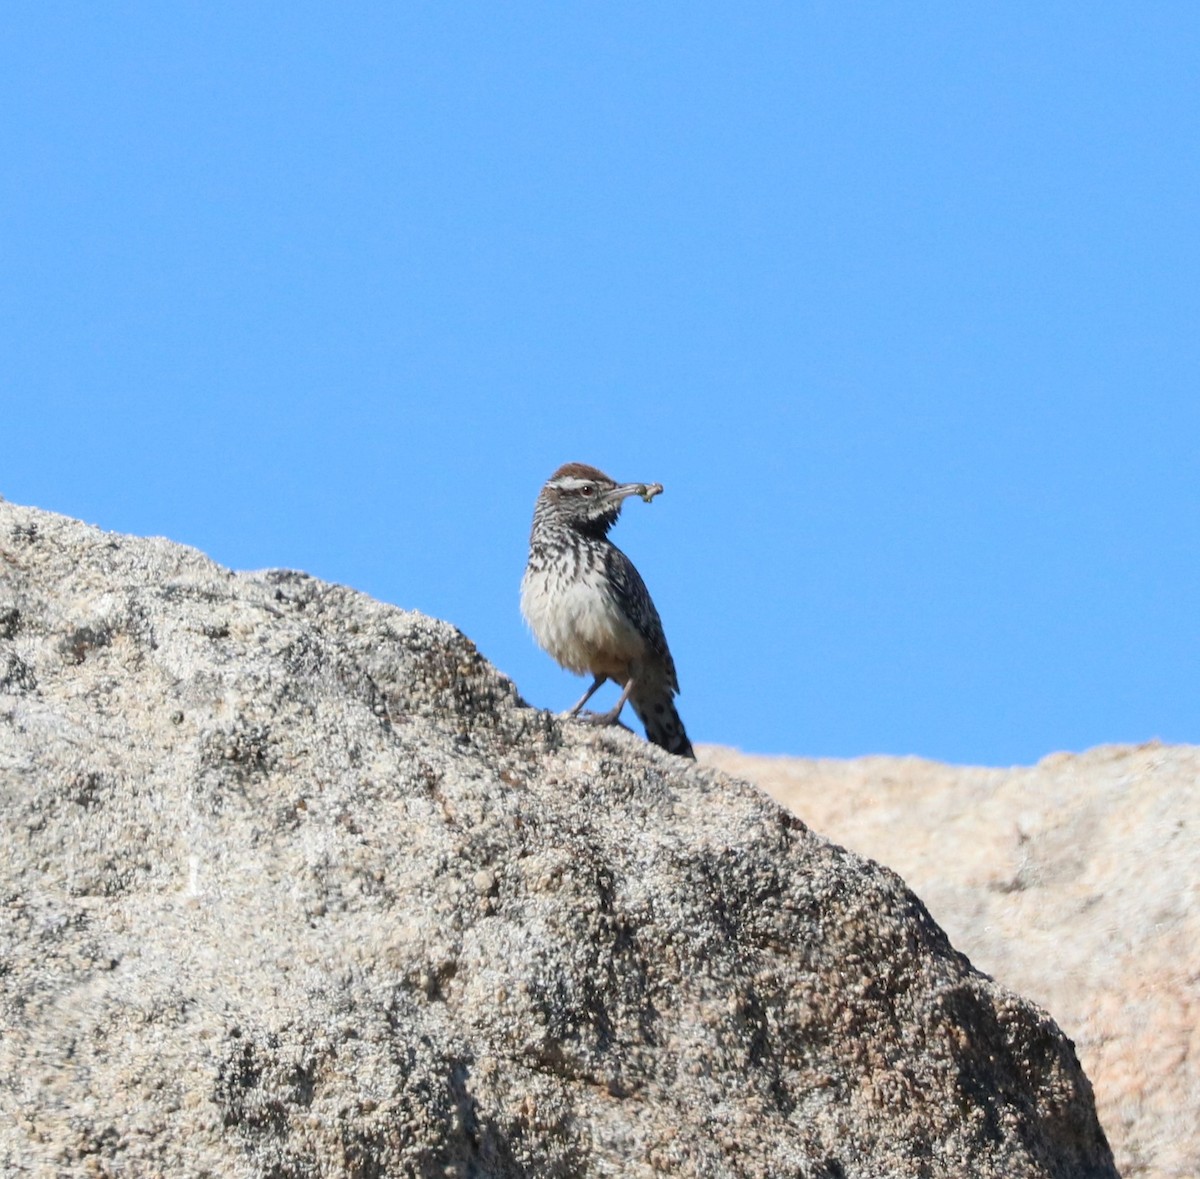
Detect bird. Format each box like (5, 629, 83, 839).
(520, 462, 694, 759)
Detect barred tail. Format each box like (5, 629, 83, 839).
(631, 687, 695, 759)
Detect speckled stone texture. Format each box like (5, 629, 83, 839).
(0, 500, 1116, 1177)
(703, 743, 1196, 1179)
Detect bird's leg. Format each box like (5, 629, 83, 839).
(580, 677, 636, 727)
(563, 674, 607, 717)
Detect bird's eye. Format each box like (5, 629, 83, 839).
(581, 485, 594, 497)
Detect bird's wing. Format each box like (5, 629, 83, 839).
(603, 544, 680, 694)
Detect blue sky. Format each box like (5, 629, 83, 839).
(3, 5, 1197, 764)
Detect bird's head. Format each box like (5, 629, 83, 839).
(536, 462, 662, 537)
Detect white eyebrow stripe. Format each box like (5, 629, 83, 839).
(550, 477, 596, 493)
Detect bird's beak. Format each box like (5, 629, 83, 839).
(606, 482, 664, 506)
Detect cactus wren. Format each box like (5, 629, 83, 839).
(521, 462, 694, 759)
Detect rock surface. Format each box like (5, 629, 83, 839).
(700, 745, 1197, 1179)
(0, 500, 1117, 1178)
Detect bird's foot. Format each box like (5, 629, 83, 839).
(577, 708, 633, 733)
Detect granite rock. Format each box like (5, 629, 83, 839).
(0, 501, 1116, 1177)
(701, 744, 1197, 1179)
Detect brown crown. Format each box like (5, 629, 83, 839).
(546, 462, 613, 485)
